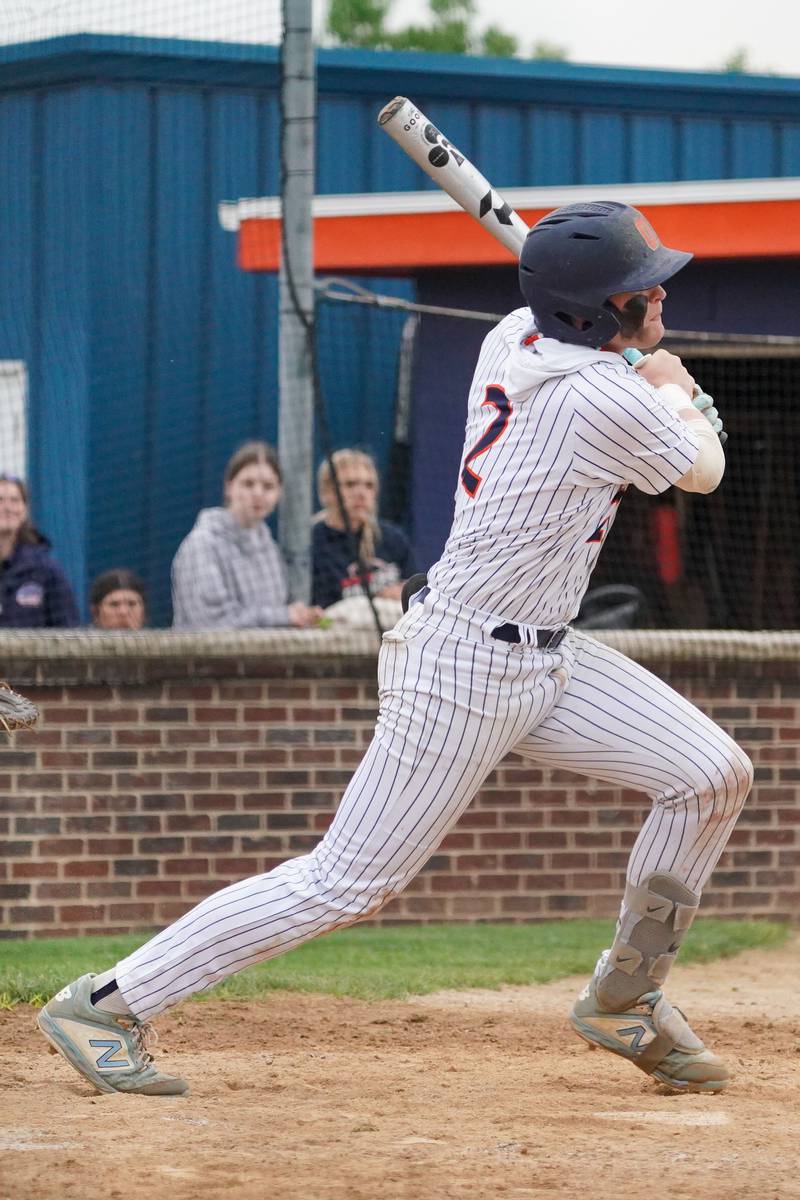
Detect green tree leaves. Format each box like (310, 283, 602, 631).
(325, 0, 569, 59)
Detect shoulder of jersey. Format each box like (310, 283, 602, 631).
(491, 307, 532, 339)
(584, 355, 644, 384)
(504, 306, 533, 331)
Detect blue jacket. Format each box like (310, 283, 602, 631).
(0, 538, 80, 628)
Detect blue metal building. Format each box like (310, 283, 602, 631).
(1, 34, 799, 621)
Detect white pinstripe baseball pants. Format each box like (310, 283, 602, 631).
(117, 590, 752, 1021)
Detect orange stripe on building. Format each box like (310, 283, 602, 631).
(238, 199, 800, 273)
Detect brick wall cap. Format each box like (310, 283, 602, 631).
(0, 628, 797, 663)
(0, 628, 382, 661)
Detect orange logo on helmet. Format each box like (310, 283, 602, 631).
(634, 214, 660, 251)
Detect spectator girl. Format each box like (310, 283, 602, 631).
(171, 441, 321, 630)
(312, 449, 414, 610)
(0, 473, 79, 628)
(90, 569, 147, 630)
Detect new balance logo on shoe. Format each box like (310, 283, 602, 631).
(615, 1023, 649, 1051)
(89, 1038, 131, 1070)
(54, 985, 73, 1002)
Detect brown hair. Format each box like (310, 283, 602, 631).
(0, 473, 41, 546)
(223, 441, 282, 489)
(90, 568, 147, 611)
(316, 449, 380, 562)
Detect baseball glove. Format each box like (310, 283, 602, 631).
(0, 682, 39, 732)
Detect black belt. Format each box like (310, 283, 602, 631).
(404, 581, 566, 650)
(491, 622, 567, 650)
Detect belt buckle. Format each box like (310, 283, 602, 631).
(539, 628, 565, 651)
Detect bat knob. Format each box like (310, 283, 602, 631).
(378, 96, 408, 126)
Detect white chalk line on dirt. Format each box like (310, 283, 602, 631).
(594, 1110, 730, 1126)
(0, 1128, 78, 1151)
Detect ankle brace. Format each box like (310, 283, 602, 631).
(596, 872, 700, 1011)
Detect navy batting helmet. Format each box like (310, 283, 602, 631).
(518, 201, 692, 348)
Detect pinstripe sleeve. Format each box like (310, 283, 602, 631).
(570, 364, 700, 495)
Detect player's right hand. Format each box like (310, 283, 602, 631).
(635, 349, 695, 398)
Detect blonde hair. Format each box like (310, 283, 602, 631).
(316, 449, 380, 563)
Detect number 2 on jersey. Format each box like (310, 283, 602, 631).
(461, 385, 513, 498)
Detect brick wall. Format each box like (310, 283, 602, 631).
(1, 629, 799, 937)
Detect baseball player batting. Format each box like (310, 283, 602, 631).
(38, 201, 751, 1098)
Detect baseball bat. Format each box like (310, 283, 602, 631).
(377, 96, 726, 445)
(377, 96, 529, 258)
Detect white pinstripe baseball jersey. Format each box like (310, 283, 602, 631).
(429, 308, 700, 626)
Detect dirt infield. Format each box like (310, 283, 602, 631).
(2, 936, 798, 1200)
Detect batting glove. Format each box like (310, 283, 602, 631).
(692, 390, 727, 445)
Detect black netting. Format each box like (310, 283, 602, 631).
(595, 355, 800, 629)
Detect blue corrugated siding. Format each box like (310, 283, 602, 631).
(36, 88, 91, 604)
(528, 109, 579, 184)
(0, 92, 36, 387)
(204, 91, 280, 494)
(678, 117, 728, 179)
(317, 97, 374, 193)
(317, 92, 800, 194)
(629, 115, 677, 182)
(87, 85, 153, 610)
(147, 89, 210, 615)
(779, 122, 800, 171)
(474, 103, 526, 187)
(2, 38, 800, 621)
(578, 112, 627, 182)
(731, 119, 777, 176)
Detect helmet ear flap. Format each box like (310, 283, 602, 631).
(525, 288, 621, 348)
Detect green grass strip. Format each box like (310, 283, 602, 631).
(0, 918, 788, 1007)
